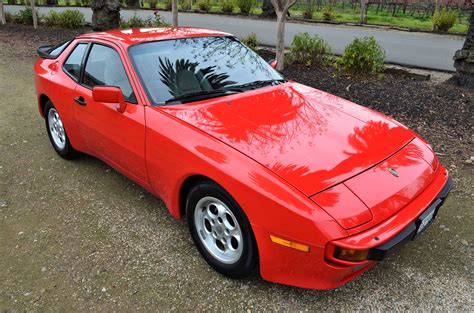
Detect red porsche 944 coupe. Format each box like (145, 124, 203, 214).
(34, 27, 453, 290)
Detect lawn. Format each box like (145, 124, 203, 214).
(2, 0, 470, 33)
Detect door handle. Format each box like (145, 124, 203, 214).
(74, 96, 87, 106)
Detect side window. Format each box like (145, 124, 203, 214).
(63, 43, 87, 81)
(84, 44, 136, 103)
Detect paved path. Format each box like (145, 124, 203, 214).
(5, 5, 464, 71)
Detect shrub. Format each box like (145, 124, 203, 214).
(339, 36, 386, 73)
(57, 10, 85, 28)
(220, 0, 234, 13)
(13, 7, 34, 24)
(164, 0, 172, 11)
(43, 10, 60, 26)
(432, 9, 458, 32)
(120, 13, 168, 28)
(180, 0, 192, 11)
(240, 33, 259, 50)
(235, 0, 252, 14)
(121, 14, 146, 28)
(302, 4, 313, 19)
(322, 4, 334, 21)
(5, 12, 14, 23)
(197, 0, 211, 12)
(287, 32, 332, 66)
(42, 10, 84, 28)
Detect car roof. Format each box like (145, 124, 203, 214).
(76, 27, 233, 47)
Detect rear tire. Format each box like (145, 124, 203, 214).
(44, 101, 79, 159)
(186, 180, 258, 279)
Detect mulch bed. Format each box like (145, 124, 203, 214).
(0, 24, 91, 60)
(1, 23, 472, 167)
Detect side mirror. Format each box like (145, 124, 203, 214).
(269, 59, 278, 69)
(92, 86, 127, 113)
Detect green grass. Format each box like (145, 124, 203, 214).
(288, 5, 469, 33)
(3, 0, 469, 34)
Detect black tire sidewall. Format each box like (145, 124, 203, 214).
(186, 181, 258, 279)
(44, 101, 76, 159)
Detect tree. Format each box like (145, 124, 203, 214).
(172, 0, 178, 26)
(360, 0, 366, 23)
(0, 0, 6, 26)
(91, 0, 121, 31)
(30, 0, 38, 29)
(270, 0, 296, 70)
(452, 11, 473, 88)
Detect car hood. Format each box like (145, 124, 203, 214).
(162, 82, 415, 196)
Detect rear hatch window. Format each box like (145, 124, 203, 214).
(37, 40, 71, 59)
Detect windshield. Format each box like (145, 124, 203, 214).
(128, 36, 284, 105)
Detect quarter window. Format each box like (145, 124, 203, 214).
(63, 43, 87, 81)
(50, 40, 71, 57)
(84, 44, 136, 103)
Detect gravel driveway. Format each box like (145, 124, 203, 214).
(0, 25, 472, 311)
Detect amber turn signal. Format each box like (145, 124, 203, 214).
(270, 235, 310, 252)
(334, 247, 369, 262)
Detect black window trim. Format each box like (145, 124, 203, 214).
(62, 41, 90, 84)
(80, 42, 138, 105)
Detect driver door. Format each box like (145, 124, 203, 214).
(73, 42, 148, 186)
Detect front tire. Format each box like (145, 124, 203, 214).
(44, 101, 79, 159)
(186, 180, 258, 279)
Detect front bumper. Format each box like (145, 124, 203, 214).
(255, 166, 452, 290)
(367, 177, 453, 261)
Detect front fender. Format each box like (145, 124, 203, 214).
(144, 106, 347, 247)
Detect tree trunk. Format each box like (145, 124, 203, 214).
(452, 11, 473, 88)
(91, 0, 121, 31)
(31, 0, 38, 29)
(172, 0, 178, 26)
(434, 0, 439, 13)
(271, 0, 295, 70)
(360, 0, 366, 23)
(275, 12, 286, 70)
(0, 0, 6, 25)
(261, 0, 276, 18)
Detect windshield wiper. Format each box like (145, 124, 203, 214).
(164, 89, 238, 104)
(228, 79, 286, 91)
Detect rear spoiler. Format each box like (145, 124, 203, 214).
(37, 40, 71, 59)
(37, 44, 57, 59)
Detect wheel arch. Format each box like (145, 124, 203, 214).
(178, 174, 216, 219)
(38, 94, 51, 118)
